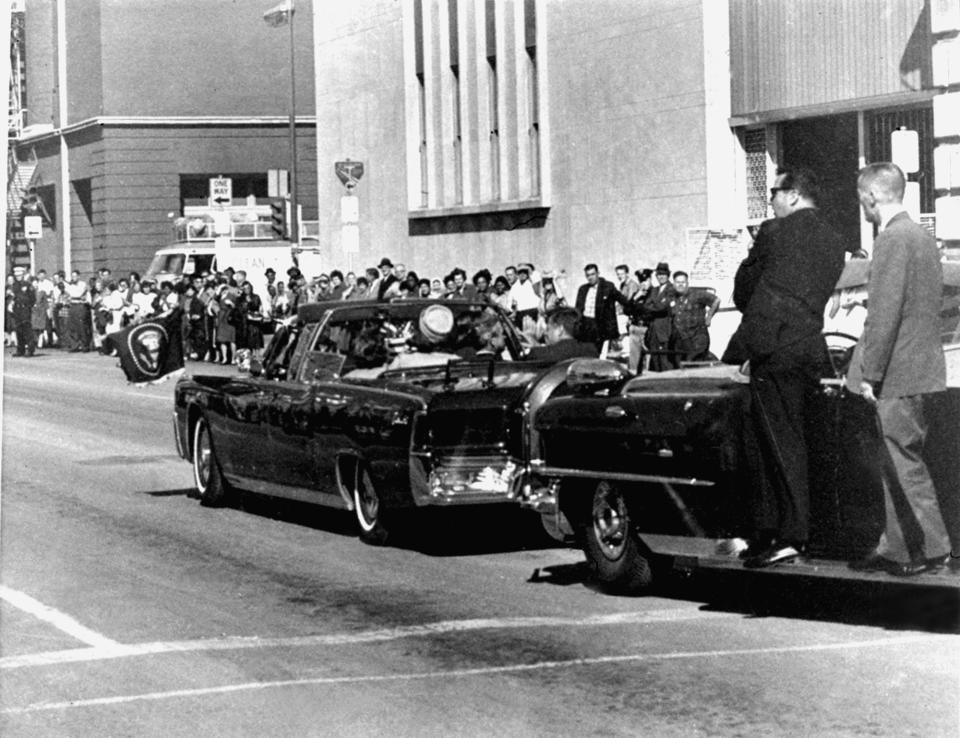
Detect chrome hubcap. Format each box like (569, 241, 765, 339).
(356, 470, 379, 529)
(196, 426, 211, 490)
(593, 482, 627, 560)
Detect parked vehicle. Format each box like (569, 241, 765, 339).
(172, 298, 572, 543)
(521, 261, 960, 593)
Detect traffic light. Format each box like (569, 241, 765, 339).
(270, 199, 287, 239)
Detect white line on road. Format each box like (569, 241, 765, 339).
(2, 634, 947, 716)
(0, 586, 119, 649)
(1, 607, 734, 670)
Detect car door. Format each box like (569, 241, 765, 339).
(209, 374, 274, 483)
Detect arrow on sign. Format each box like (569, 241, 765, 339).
(213, 197, 231, 205)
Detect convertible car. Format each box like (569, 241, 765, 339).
(521, 261, 960, 592)
(173, 298, 576, 543)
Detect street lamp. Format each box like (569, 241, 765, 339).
(263, 0, 298, 244)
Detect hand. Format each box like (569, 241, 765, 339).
(860, 381, 877, 405)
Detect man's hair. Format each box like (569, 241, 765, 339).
(330, 269, 344, 281)
(451, 267, 467, 280)
(776, 166, 821, 205)
(365, 267, 379, 280)
(473, 268, 492, 284)
(356, 276, 369, 287)
(504, 265, 517, 273)
(615, 264, 629, 273)
(546, 307, 579, 338)
(583, 263, 599, 273)
(857, 162, 906, 203)
(672, 270, 689, 280)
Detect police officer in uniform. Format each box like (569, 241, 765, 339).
(10, 267, 36, 356)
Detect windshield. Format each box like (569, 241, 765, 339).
(145, 252, 186, 280)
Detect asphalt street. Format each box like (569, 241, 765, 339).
(1, 349, 958, 737)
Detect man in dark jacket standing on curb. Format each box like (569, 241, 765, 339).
(735, 166, 848, 568)
(849, 162, 951, 576)
(575, 263, 628, 352)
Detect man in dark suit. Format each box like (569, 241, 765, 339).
(526, 307, 598, 362)
(574, 263, 628, 351)
(849, 162, 951, 576)
(736, 166, 849, 568)
(642, 262, 677, 371)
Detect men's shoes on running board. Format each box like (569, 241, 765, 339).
(743, 544, 802, 569)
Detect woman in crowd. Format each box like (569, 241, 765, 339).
(239, 281, 265, 360)
(473, 269, 493, 303)
(341, 271, 357, 300)
(490, 276, 512, 314)
(214, 283, 238, 364)
(30, 276, 49, 349)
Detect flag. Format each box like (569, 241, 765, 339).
(263, 0, 294, 27)
(107, 308, 185, 386)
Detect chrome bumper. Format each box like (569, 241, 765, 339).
(410, 453, 524, 506)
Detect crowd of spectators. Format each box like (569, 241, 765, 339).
(4, 256, 720, 372)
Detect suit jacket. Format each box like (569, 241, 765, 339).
(861, 211, 945, 398)
(737, 208, 847, 366)
(575, 279, 626, 341)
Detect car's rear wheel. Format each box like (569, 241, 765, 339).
(352, 464, 391, 546)
(192, 418, 230, 507)
(582, 480, 653, 593)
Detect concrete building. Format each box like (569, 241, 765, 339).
(11, 0, 317, 276)
(312, 0, 960, 291)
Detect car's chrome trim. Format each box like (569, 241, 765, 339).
(528, 460, 715, 487)
(173, 410, 187, 459)
(222, 475, 350, 509)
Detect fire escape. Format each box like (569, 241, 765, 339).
(7, 5, 37, 271)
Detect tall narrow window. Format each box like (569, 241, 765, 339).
(449, 0, 462, 204)
(488, 57, 500, 201)
(418, 73, 429, 207)
(526, 47, 539, 197)
(452, 68, 463, 204)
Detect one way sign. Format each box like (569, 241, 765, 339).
(209, 177, 233, 206)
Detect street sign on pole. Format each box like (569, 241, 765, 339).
(23, 215, 42, 239)
(209, 177, 233, 207)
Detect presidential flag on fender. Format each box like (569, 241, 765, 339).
(107, 308, 185, 386)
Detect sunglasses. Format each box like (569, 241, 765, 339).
(769, 186, 792, 198)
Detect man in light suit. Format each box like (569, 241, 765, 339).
(850, 162, 951, 576)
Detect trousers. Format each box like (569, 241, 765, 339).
(747, 359, 820, 545)
(875, 394, 950, 564)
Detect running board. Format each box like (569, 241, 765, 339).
(640, 534, 960, 589)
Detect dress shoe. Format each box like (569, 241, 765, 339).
(738, 536, 774, 561)
(743, 543, 802, 569)
(885, 556, 947, 577)
(946, 555, 960, 575)
(848, 552, 895, 573)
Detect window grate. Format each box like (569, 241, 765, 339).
(744, 129, 768, 220)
